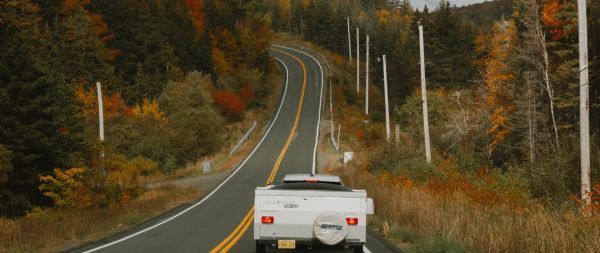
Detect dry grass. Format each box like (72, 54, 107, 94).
(338, 162, 600, 253)
(0, 185, 200, 253)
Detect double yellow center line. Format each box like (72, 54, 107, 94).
(209, 48, 308, 253)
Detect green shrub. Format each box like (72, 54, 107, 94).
(414, 237, 465, 253)
(368, 145, 443, 183)
(160, 72, 225, 166)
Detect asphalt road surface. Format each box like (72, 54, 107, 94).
(69, 45, 400, 253)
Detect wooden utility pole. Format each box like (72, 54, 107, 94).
(356, 27, 360, 94)
(347, 18, 352, 62)
(96, 82, 104, 144)
(418, 22, 432, 163)
(577, 0, 591, 203)
(96, 82, 105, 173)
(383, 55, 390, 142)
(365, 35, 370, 115)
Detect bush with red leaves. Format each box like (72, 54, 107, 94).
(213, 90, 245, 120)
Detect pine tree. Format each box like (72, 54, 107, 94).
(0, 0, 86, 215)
(88, 0, 172, 102)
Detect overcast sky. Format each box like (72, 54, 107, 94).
(410, 0, 488, 10)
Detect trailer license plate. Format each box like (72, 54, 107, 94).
(278, 240, 295, 249)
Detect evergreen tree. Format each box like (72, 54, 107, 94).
(88, 0, 171, 102)
(0, 0, 85, 216)
(51, 5, 115, 85)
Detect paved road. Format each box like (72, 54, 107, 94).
(70, 46, 399, 253)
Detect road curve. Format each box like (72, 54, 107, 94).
(67, 46, 399, 253)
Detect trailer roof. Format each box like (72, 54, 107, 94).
(282, 174, 342, 184)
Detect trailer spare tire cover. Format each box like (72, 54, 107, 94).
(313, 211, 348, 245)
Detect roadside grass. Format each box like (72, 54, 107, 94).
(0, 185, 200, 253)
(338, 162, 600, 253)
(369, 215, 466, 253)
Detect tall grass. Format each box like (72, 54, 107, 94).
(0, 185, 199, 253)
(339, 163, 600, 253)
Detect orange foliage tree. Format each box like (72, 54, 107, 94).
(74, 85, 131, 117)
(541, 0, 576, 41)
(213, 90, 245, 120)
(571, 184, 600, 214)
(183, 0, 206, 41)
(481, 21, 516, 160)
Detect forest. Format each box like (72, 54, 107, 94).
(267, 0, 600, 202)
(269, 0, 600, 249)
(268, 0, 600, 251)
(0, 0, 274, 216)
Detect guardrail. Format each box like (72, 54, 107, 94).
(229, 121, 257, 156)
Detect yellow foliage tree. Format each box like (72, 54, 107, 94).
(482, 21, 516, 160)
(105, 155, 156, 203)
(39, 168, 91, 209)
(132, 98, 166, 121)
(74, 85, 97, 116)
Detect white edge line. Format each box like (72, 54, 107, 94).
(364, 245, 373, 253)
(272, 44, 324, 175)
(82, 56, 291, 253)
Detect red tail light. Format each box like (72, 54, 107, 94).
(346, 217, 358, 225)
(261, 216, 274, 224)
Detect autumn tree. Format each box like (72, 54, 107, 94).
(38, 168, 91, 209)
(480, 20, 517, 164)
(159, 72, 225, 166)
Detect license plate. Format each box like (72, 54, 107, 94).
(277, 240, 296, 249)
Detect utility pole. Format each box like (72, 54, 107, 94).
(96, 82, 105, 174)
(418, 22, 432, 163)
(365, 35, 370, 115)
(347, 17, 352, 62)
(356, 27, 360, 94)
(382, 55, 391, 142)
(96, 82, 105, 145)
(577, 0, 591, 204)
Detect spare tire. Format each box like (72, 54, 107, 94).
(313, 211, 348, 245)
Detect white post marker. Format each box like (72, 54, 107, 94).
(347, 17, 352, 62)
(382, 55, 390, 142)
(356, 27, 360, 94)
(365, 35, 370, 115)
(418, 22, 432, 163)
(577, 0, 591, 203)
(96, 82, 104, 143)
